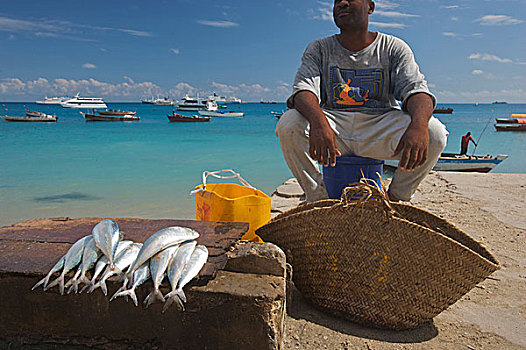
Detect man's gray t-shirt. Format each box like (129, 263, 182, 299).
(287, 33, 435, 114)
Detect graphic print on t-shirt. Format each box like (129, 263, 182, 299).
(330, 67, 384, 109)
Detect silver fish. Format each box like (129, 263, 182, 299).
(67, 236, 103, 294)
(126, 226, 199, 282)
(83, 239, 134, 293)
(162, 241, 197, 313)
(144, 245, 179, 307)
(163, 245, 208, 312)
(110, 262, 150, 306)
(92, 219, 121, 269)
(91, 243, 142, 296)
(45, 235, 91, 295)
(32, 256, 65, 290)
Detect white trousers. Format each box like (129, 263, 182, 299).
(275, 108, 448, 202)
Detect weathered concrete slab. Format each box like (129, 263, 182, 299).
(224, 241, 286, 277)
(0, 217, 286, 349)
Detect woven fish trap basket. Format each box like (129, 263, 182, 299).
(256, 183, 499, 330)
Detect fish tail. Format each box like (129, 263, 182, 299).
(144, 289, 165, 308)
(45, 272, 65, 294)
(100, 279, 108, 296)
(32, 276, 47, 290)
(163, 290, 186, 312)
(88, 282, 100, 293)
(79, 283, 91, 294)
(111, 288, 138, 306)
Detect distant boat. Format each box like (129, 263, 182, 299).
(433, 107, 453, 114)
(176, 95, 207, 111)
(384, 153, 508, 173)
(260, 99, 277, 104)
(167, 112, 210, 122)
(61, 93, 107, 109)
(271, 111, 283, 119)
(2, 110, 57, 122)
(141, 97, 174, 105)
(198, 110, 244, 117)
(36, 96, 67, 105)
(208, 92, 242, 104)
(95, 109, 136, 116)
(495, 114, 526, 131)
(492, 101, 508, 104)
(80, 111, 139, 121)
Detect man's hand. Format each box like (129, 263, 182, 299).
(309, 121, 341, 166)
(392, 123, 429, 170)
(394, 93, 434, 171)
(294, 91, 341, 166)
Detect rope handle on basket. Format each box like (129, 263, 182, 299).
(190, 169, 256, 195)
(339, 182, 396, 219)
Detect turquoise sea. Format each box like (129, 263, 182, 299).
(1, 102, 525, 227)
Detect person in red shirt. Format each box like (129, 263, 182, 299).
(460, 132, 477, 155)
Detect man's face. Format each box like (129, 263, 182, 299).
(333, 0, 374, 30)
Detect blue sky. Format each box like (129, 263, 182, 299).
(0, 0, 525, 102)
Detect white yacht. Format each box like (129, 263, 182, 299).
(176, 95, 206, 111)
(61, 93, 107, 109)
(208, 92, 242, 104)
(36, 96, 67, 105)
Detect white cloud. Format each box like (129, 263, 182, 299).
(0, 15, 153, 41)
(197, 20, 239, 28)
(375, 1, 400, 10)
(170, 48, 180, 55)
(441, 5, 459, 9)
(82, 63, 97, 69)
(0, 77, 289, 102)
(475, 15, 524, 26)
(451, 16, 460, 22)
(374, 10, 419, 18)
(311, 1, 332, 21)
(442, 32, 457, 37)
(443, 32, 483, 38)
(472, 70, 484, 75)
(468, 53, 512, 63)
(0, 77, 164, 99)
(370, 21, 406, 29)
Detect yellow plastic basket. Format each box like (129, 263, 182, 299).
(193, 170, 270, 242)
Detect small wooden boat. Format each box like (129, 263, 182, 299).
(95, 109, 136, 116)
(433, 107, 453, 114)
(495, 123, 526, 131)
(25, 109, 57, 119)
(2, 114, 57, 122)
(271, 111, 282, 119)
(384, 153, 508, 173)
(80, 111, 140, 121)
(198, 110, 244, 117)
(495, 114, 526, 131)
(167, 113, 210, 122)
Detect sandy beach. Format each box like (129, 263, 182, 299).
(273, 172, 526, 350)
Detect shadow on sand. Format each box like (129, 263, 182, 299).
(286, 283, 438, 344)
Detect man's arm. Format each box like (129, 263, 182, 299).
(392, 92, 434, 170)
(294, 91, 341, 167)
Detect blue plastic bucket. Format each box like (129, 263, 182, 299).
(323, 154, 384, 199)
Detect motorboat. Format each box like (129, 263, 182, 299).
(167, 112, 210, 122)
(207, 92, 241, 104)
(495, 114, 526, 131)
(61, 93, 107, 109)
(384, 153, 508, 173)
(142, 97, 174, 105)
(2, 110, 57, 122)
(36, 96, 67, 105)
(198, 110, 244, 117)
(80, 111, 139, 121)
(176, 95, 206, 111)
(271, 111, 283, 119)
(433, 107, 453, 114)
(95, 109, 136, 116)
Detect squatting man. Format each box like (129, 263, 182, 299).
(276, 0, 448, 202)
